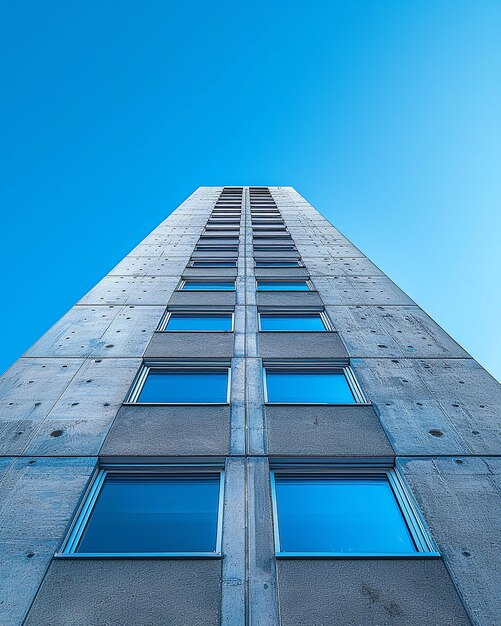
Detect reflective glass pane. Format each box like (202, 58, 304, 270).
(191, 261, 236, 267)
(182, 281, 234, 291)
(260, 314, 326, 331)
(166, 314, 233, 331)
(265, 370, 355, 403)
(77, 474, 220, 554)
(274, 475, 416, 554)
(138, 369, 228, 403)
(257, 281, 309, 291)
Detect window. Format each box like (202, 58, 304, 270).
(196, 245, 239, 251)
(257, 280, 311, 291)
(130, 364, 230, 403)
(162, 311, 233, 331)
(271, 469, 438, 557)
(190, 260, 237, 267)
(62, 468, 224, 556)
(259, 312, 329, 331)
(255, 261, 302, 267)
(181, 280, 235, 291)
(254, 245, 297, 252)
(263, 365, 362, 403)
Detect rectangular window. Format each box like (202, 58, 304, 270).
(257, 280, 311, 291)
(259, 312, 329, 331)
(162, 311, 233, 331)
(181, 280, 235, 291)
(271, 469, 438, 557)
(264, 366, 361, 403)
(255, 261, 302, 267)
(190, 260, 237, 267)
(131, 364, 230, 403)
(62, 469, 224, 556)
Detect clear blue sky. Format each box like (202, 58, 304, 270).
(1, 1, 500, 379)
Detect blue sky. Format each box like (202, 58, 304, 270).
(1, 1, 500, 379)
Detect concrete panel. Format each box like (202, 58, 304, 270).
(304, 256, 385, 276)
(78, 275, 178, 305)
(312, 276, 415, 305)
(256, 291, 324, 308)
(25, 306, 164, 357)
(24, 559, 222, 626)
(258, 331, 348, 359)
(100, 405, 231, 457)
(352, 358, 501, 455)
(255, 267, 309, 278)
(146, 331, 234, 358)
(401, 457, 500, 626)
(109, 256, 188, 276)
(168, 291, 236, 307)
(0, 457, 96, 626)
(277, 559, 471, 626)
(329, 305, 470, 358)
(266, 404, 393, 457)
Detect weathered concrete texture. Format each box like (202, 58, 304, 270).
(300, 256, 385, 276)
(312, 275, 415, 306)
(25, 305, 164, 357)
(352, 358, 501, 455)
(401, 457, 501, 626)
(0, 357, 140, 455)
(168, 291, 236, 307)
(328, 305, 470, 358)
(100, 404, 231, 457)
(258, 331, 348, 359)
(24, 559, 222, 626)
(0, 457, 96, 626)
(109, 255, 189, 276)
(146, 331, 234, 358)
(265, 405, 394, 457)
(256, 291, 324, 308)
(78, 275, 179, 305)
(276, 559, 472, 626)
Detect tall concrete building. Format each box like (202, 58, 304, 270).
(0, 186, 499, 625)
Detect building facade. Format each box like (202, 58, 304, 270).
(0, 186, 499, 625)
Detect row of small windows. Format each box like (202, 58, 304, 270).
(126, 363, 362, 405)
(178, 279, 313, 291)
(187, 260, 303, 268)
(61, 466, 438, 557)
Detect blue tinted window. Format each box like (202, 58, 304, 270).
(191, 261, 237, 267)
(257, 281, 309, 291)
(260, 314, 326, 331)
(182, 281, 235, 291)
(138, 369, 228, 403)
(265, 370, 355, 403)
(76, 474, 220, 554)
(274, 474, 416, 555)
(255, 261, 299, 267)
(166, 313, 233, 331)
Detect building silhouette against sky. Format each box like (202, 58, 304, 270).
(0, 187, 499, 625)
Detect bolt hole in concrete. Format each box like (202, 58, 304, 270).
(50, 430, 64, 438)
(455, 459, 464, 465)
(429, 429, 444, 437)
(462, 551, 471, 557)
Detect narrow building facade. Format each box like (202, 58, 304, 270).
(0, 186, 499, 625)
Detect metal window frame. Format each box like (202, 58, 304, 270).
(262, 360, 367, 404)
(253, 245, 297, 252)
(188, 259, 238, 268)
(254, 260, 304, 268)
(178, 278, 236, 292)
(125, 360, 232, 405)
(195, 244, 240, 251)
(258, 309, 332, 332)
(256, 278, 314, 292)
(58, 465, 225, 558)
(270, 466, 440, 558)
(157, 308, 235, 333)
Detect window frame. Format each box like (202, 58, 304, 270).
(270, 466, 440, 558)
(178, 279, 236, 291)
(262, 361, 367, 404)
(58, 464, 225, 558)
(256, 279, 314, 292)
(258, 309, 333, 332)
(126, 360, 232, 405)
(255, 260, 304, 268)
(188, 259, 238, 268)
(158, 308, 235, 332)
